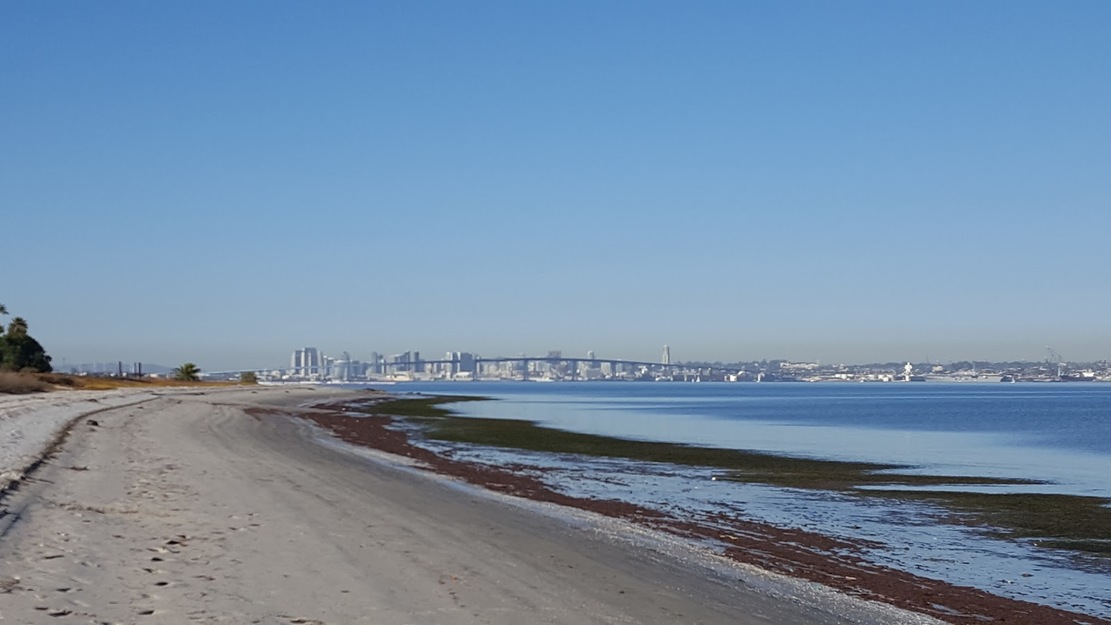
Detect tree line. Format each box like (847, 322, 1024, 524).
(0, 303, 52, 373)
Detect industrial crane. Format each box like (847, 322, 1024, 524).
(1045, 346, 1066, 378)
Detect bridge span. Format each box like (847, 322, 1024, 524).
(210, 356, 746, 381)
(378, 356, 744, 380)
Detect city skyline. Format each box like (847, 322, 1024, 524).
(52, 341, 1110, 379)
(163, 343, 1110, 383)
(5, 2, 1110, 370)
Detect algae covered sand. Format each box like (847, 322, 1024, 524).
(360, 394, 1111, 557)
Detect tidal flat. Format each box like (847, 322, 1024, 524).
(359, 394, 1111, 557)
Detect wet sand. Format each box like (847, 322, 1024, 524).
(0, 386, 1032, 624)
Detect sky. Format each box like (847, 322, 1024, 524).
(3, 1, 1110, 370)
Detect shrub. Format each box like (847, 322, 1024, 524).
(0, 370, 52, 394)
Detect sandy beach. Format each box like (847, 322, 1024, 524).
(0, 386, 958, 625)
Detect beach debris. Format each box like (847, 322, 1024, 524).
(0, 576, 20, 593)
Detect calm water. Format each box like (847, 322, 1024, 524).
(361, 381, 1111, 616)
(396, 381, 1111, 496)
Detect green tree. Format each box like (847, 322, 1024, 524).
(7, 317, 28, 337)
(239, 371, 259, 384)
(173, 362, 201, 381)
(0, 315, 52, 373)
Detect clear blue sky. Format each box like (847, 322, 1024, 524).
(3, 1, 1109, 369)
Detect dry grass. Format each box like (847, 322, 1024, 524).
(25, 373, 236, 391)
(0, 370, 53, 394)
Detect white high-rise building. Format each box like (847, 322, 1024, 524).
(291, 347, 321, 377)
(662, 345, 671, 365)
(305, 347, 321, 377)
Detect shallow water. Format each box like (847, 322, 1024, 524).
(398, 381, 1111, 498)
(369, 381, 1111, 617)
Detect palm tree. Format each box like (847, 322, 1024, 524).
(0, 316, 50, 373)
(172, 362, 201, 381)
(7, 317, 28, 337)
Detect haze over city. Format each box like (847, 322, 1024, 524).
(4, 2, 1109, 370)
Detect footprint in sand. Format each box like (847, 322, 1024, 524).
(34, 606, 73, 617)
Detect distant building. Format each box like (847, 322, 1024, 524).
(458, 352, 476, 375)
(291, 347, 321, 377)
(385, 350, 425, 373)
(331, 351, 352, 381)
(303, 347, 320, 377)
(441, 351, 477, 378)
(390, 351, 412, 372)
(662, 345, 671, 365)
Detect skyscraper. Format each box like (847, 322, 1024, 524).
(290, 347, 322, 377)
(662, 345, 671, 365)
(458, 352, 476, 375)
(303, 347, 321, 377)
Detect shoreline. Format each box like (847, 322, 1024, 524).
(1, 385, 1105, 624)
(1, 385, 916, 624)
(294, 393, 1111, 625)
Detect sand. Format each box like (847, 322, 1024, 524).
(0, 388, 155, 491)
(0, 386, 945, 624)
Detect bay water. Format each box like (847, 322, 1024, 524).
(365, 381, 1111, 616)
